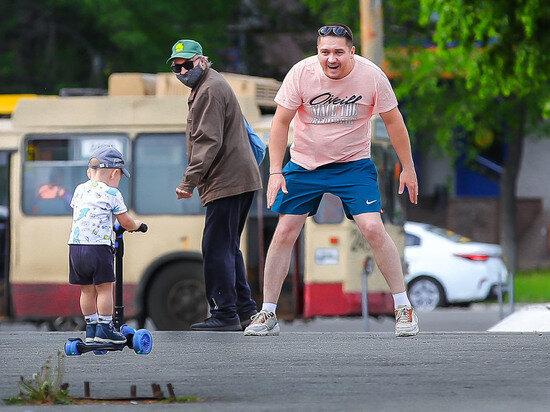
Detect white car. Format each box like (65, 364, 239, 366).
(404, 221, 508, 311)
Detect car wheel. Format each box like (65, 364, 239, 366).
(407, 277, 446, 312)
(147, 261, 208, 330)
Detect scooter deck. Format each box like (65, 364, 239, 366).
(65, 327, 152, 356)
(66, 338, 126, 354)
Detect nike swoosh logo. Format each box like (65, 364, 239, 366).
(366, 200, 377, 205)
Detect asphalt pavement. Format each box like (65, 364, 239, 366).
(1, 306, 549, 411)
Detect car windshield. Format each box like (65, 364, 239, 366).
(425, 226, 471, 243)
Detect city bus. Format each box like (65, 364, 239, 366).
(0, 74, 405, 330)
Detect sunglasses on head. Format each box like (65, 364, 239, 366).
(171, 57, 199, 73)
(318, 25, 352, 39)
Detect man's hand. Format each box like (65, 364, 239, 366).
(176, 188, 193, 199)
(398, 168, 418, 204)
(266, 174, 288, 209)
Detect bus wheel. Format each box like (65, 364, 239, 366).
(48, 316, 86, 331)
(146, 262, 207, 330)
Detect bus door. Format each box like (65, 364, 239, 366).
(247, 146, 306, 319)
(0, 150, 13, 317)
(302, 193, 368, 318)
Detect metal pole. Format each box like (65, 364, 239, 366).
(293, 235, 303, 315)
(362, 258, 373, 331)
(114, 233, 124, 330)
(362, 272, 369, 332)
(509, 271, 515, 314)
(497, 268, 503, 319)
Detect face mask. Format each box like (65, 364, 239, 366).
(176, 64, 205, 88)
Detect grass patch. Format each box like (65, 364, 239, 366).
(510, 269, 550, 303)
(4, 350, 72, 405)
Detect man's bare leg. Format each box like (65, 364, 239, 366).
(263, 213, 308, 304)
(352, 212, 406, 293)
(353, 212, 418, 336)
(244, 213, 308, 336)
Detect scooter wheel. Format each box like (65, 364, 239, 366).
(93, 350, 108, 355)
(120, 324, 136, 337)
(133, 329, 152, 354)
(65, 340, 81, 356)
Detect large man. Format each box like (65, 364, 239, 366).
(244, 24, 419, 337)
(167, 39, 261, 331)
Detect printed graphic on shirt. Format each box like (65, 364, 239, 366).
(309, 92, 363, 125)
(68, 180, 127, 245)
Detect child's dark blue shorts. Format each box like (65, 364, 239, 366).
(271, 158, 381, 219)
(69, 244, 115, 285)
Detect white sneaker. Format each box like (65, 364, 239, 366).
(243, 310, 280, 336)
(394, 305, 419, 337)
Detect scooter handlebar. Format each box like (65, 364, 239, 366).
(114, 223, 148, 236)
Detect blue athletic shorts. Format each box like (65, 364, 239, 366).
(271, 158, 381, 219)
(69, 244, 115, 285)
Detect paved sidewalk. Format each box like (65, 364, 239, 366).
(1, 331, 549, 411)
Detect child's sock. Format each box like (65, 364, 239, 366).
(85, 313, 98, 324)
(98, 315, 113, 323)
(262, 303, 277, 314)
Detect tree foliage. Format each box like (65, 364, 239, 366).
(421, 0, 550, 99)
(0, 0, 241, 93)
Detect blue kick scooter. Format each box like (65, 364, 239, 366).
(65, 223, 152, 355)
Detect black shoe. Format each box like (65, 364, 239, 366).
(239, 310, 258, 329)
(190, 316, 242, 331)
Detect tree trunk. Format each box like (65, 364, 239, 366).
(499, 100, 525, 273)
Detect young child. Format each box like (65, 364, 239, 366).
(68, 145, 142, 344)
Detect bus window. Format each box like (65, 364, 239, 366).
(133, 133, 204, 215)
(313, 193, 344, 224)
(22, 135, 130, 216)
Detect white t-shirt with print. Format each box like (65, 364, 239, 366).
(68, 180, 128, 245)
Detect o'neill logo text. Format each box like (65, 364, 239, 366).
(309, 92, 362, 125)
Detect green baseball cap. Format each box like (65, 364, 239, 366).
(166, 39, 203, 63)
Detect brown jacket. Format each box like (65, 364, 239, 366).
(178, 68, 262, 205)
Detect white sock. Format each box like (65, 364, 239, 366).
(84, 313, 98, 324)
(98, 315, 112, 323)
(392, 292, 411, 309)
(262, 303, 277, 314)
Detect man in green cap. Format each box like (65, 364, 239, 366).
(167, 39, 262, 331)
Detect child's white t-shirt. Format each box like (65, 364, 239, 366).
(274, 55, 398, 170)
(68, 180, 127, 245)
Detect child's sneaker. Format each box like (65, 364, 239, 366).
(394, 305, 419, 337)
(94, 322, 126, 344)
(243, 310, 280, 336)
(85, 322, 97, 343)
